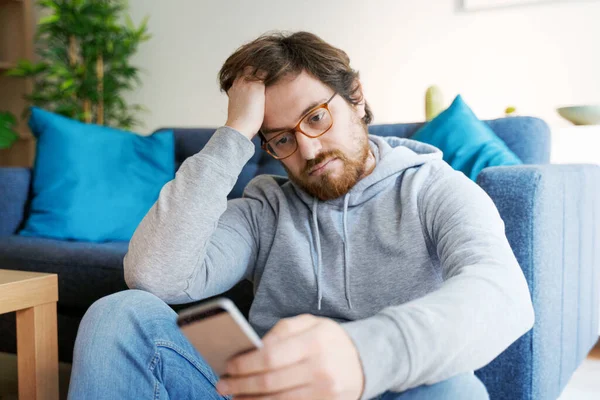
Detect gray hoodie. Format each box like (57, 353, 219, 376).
(124, 126, 535, 399)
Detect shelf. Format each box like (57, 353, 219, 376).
(0, 0, 34, 166)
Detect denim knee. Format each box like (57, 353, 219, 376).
(76, 289, 175, 348)
(89, 288, 167, 316)
(69, 290, 225, 400)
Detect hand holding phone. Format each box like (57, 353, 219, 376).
(177, 297, 262, 376)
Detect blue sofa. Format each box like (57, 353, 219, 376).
(0, 116, 598, 399)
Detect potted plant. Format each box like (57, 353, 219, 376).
(7, 0, 151, 129)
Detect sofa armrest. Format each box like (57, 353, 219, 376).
(474, 164, 600, 400)
(0, 167, 31, 236)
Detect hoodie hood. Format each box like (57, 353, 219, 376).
(290, 135, 443, 208)
(289, 135, 443, 310)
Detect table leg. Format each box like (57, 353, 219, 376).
(16, 302, 59, 400)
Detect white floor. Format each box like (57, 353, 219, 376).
(0, 351, 599, 399)
(558, 357, 600, 400)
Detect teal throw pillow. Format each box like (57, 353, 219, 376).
(19, 107, 174, 242)
(411, 95, 522, 180)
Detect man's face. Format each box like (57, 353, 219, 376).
(262, 71, 372, 201)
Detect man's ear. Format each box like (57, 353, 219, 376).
(351, 79, 366, 120)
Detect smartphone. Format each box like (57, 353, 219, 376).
(176, 297, 263, 376)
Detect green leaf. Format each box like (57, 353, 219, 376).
(0, 130, 19, 149)
(39, 14, 60, 25)
(54, 104, 79, 119)
(73, 0, 84, 11)
(0, 112, 19, 149)
(60, 79, 75, 91)
(37, 0, 60, 10)
(125, 15, 135, 30)
(130, 104, 149, 113)
(0, 111, 17, 127)
(137, 15, 149, 35)
(5, 59, 37, 77)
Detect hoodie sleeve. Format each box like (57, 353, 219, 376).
(341, 161, 535, 399)
(123, 126, 261, 304)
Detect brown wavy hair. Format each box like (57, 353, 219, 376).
(218, 31, 373, 125)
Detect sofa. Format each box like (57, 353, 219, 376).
(1, 116, 598, 400)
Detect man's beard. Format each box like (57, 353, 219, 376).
(284, 131, 372, 201)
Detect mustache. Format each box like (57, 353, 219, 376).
(303, 150, 346, 175)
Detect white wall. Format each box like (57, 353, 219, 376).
(123, 0, 600, 133)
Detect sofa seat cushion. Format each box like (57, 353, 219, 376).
(0, 235, 129, 309)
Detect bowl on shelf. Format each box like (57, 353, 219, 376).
(556, 105, 600, 125)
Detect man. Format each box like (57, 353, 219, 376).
(68, 31, 534, 400)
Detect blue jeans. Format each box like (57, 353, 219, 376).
(68, 290, 489, 400)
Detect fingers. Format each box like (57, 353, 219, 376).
(227, 67, 266, 98)
(254, 68, 268, 80)
(217, 360, 312, 396)
(236, 66, 255, 81)
(225, 315, 319, 376)
(225, 332, 310, 376)
(224, 65, 267, 138)
(219, 317, 357, 400)
(263, 314, 319, 344)
(235, 66, 267, 83)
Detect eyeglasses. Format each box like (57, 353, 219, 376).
(259, 92, 337, 160)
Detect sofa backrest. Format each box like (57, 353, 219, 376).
(160, 116, 550, 199)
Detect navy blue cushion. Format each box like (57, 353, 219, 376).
(0, 235, 129, 309)
(0, 167, 31, 236)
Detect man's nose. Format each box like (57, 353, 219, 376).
(295, 132, 321, 160)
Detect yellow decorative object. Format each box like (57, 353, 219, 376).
(425, 85, 444, 121)
(505, 106, 517, 117)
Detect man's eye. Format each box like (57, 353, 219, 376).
(310, 112, 324, 123)
(276, 136, 289, 146)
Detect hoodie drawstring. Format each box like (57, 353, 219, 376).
(342, 193, 353, 309)
(311, 197, 323, 310)
(309, 195, 353, 311)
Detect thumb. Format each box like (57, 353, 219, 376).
(262, 314, 319, 345)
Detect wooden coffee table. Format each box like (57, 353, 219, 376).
(0, 269, 59, 400)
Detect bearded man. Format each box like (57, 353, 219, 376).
(67, 31, 534, 400)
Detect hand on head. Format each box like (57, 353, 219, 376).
(225, 66, 268, 140)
